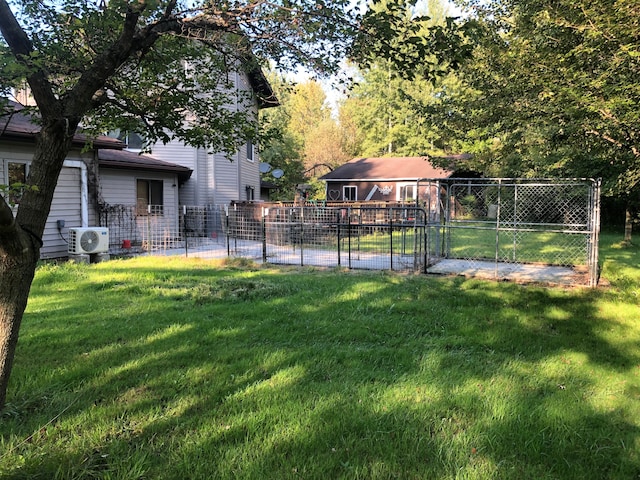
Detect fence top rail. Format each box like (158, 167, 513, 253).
(416, 177, 600, 187)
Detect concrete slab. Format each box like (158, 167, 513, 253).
(427, 259, 586, 286)
(156, 240, 590, 286)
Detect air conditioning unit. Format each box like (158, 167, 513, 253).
(68, 227, 109, 255)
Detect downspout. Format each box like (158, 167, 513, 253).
(236, 70, 242, 201)
(63, 159, 88, 227)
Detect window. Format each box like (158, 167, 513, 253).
(109, 129, 145, 151)
(343, 185, 357, 201)
(4, 161, 28, 205)
(246, 140, 255, 162)
(136, 179, 163, 215)
(398, 184, 416, 203)
(245, 185, 255, 201)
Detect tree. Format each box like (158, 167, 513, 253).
(0, 0, 474, 409)
(451, 0, 640, 237)
(258, 72, 306, 200)
(260, 77, 350, 199)
(340, 0, 475, 158)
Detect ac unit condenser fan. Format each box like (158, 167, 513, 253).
(80, 230, 101, 253)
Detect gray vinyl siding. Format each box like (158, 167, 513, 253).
(213, 152, 239, 205)
(149, 137, 199, 204)
(42, 166, 83, 258)
(99, 167, 179, 212)
(1, 143, 94, 259)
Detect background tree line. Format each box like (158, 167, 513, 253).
(264, 0, 639, 235)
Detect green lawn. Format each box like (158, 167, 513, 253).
(334, 222, 591, 266)
(1, 230, 639, 479)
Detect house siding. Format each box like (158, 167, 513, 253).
(42, 166, 83, 258)
(325, 180, 443, 203)
(99, 167, 179, 211)
(147, 70, 261, 207)
(0, 142, 95, 259)
(149, 138, 199, 204)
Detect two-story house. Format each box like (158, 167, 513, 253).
(0, 63, 277, 259)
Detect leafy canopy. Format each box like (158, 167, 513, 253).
(1, 0, 475, 155)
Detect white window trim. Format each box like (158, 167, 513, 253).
(343, 185, 357, 201)
(246, 140, 255, 163)
(396, 182, 417, 202)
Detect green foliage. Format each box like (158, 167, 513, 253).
(259, 75, 351, 200)
(451, 1, 640, 206)
(1, 238, 640, 478)
(339, 0, 481, 159)
(0, 182, 39, 207)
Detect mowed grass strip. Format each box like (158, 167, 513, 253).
(1, 231, 639, 479)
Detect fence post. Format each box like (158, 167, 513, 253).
(225, 205, 230, 257)
(495, 180, 501, 278)
(348, 207, 352, 269)
(389, 207, 393, 271)
(183, 205, 189, 258)
(300, 206, 304, 267)
(262, 207, 267, 263)
(589, 178, 602, 287)
(336, 210, 341, 267)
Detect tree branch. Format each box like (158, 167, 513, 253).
(0, 0, 60, 117)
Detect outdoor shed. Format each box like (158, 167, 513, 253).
(319, 155, 472, 203)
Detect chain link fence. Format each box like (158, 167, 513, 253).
(418, 178, 600, 286)
(98, 178, 600, 286)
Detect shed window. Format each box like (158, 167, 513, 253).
(137, 179, 163, 215)
(398, 184, 416, 202)
(343, 185, 357, 201)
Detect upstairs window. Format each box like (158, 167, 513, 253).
(108, 129, 145, 151)
(246, 140, 255, 162)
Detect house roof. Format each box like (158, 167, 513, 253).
(1, 101, 193, 181)
(319, 156, 470, 182)
(98, 149, 192, 182)
(0, 101, 123, 148)
(247, 68, 279, 109)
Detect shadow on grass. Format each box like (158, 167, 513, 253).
(3, 257, 640, 479)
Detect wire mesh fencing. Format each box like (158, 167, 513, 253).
(98, 178, 601, 286)
(98, 203, 226, 256)
(419, 178, 601, 286)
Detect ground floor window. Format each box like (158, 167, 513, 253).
(343, 185, 357, 201)
(3, 161, 29, 205)
(137, 179, 163, 215)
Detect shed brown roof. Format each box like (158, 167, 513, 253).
(319, 156, 469, 181)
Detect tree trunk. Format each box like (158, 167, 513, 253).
(624, 205, 633, 244)
(0, 229, 39, 409)
(0, 118, 76, 409)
